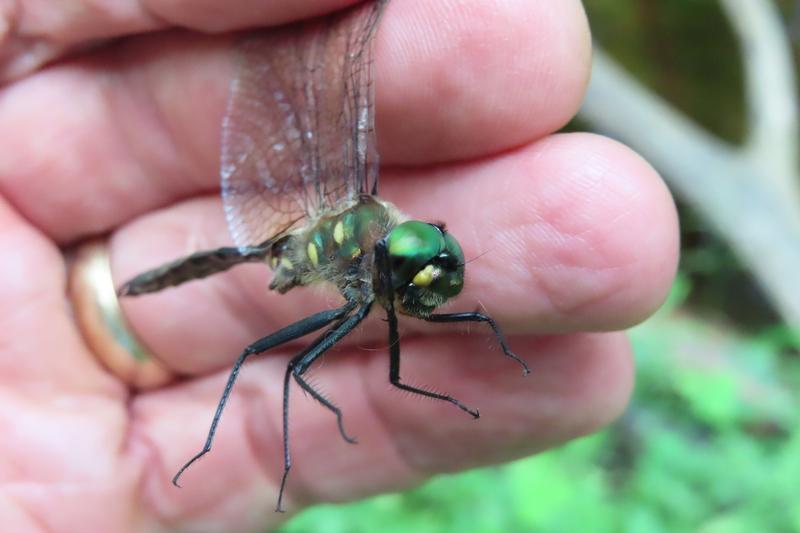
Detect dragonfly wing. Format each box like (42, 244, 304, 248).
(343, 0, 384, 197)
(220, 0, 387, 250)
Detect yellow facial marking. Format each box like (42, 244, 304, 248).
(333, 221, 345, 244)
(280, 257, 294, 270)
(307, 242, 319, 266)
(412, 264, 437, 287)
(270, 256, 279, 270)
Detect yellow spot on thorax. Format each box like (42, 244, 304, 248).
(333, 221, 345, 244)
(307, 242, 319, 266)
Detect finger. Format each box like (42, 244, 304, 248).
(0, 0, 362, 81)
(378, 0, 590, 163)
(131, 331, 632, 527)
(0, 195, 122, 392)
(110, 133, 677, 374)
(0, 198, 141, 532)
(0, 0, 591, 241)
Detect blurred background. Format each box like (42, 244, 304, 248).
(281, 1, 800, 531)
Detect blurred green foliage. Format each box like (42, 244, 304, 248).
(279, 3, 800, 532)
(281, 279, 800, 532)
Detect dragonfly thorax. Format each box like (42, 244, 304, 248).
(267, 195, 398, 295)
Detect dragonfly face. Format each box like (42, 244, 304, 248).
(385, 220, 465, 316)
(117, 0, 529, 513)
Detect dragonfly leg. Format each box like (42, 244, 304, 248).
(172, 302, 356, 488)
(385, 303, 479, 419)
(425, 313, 531, 376)
(373, 239, 479, 419)
(292, 371, 358, 444)
(276, 300, 373, 512)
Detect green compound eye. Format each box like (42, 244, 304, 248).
(443, 232, 464, 267)
(429, 232, 465, 297)
(386, 221, 445, 287)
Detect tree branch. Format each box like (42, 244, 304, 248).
(719, 0, 800, 199)
(579, 47, 800, 327)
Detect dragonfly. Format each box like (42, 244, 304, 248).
(118, 0, 530, 512)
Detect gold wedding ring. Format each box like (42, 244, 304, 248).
(68, 239, 174, 389)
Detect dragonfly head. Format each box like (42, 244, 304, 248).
(385, 220, 465, 316)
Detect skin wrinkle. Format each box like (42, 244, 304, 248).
(139, 0, 358, 34)
(3, 288, 118, 398)
(437, 151, 550, 312)
(362, 395, 443, 487)
(118, 389, 141, 464)
(115, 34, 228, 194)
(365, 336, 477, 474)
(264, 359, 325, 502)
(122, 72, 182, 192)
(356, 351, 428, 495)
(560, 168, 672, 322)
(1, 75, 66, 230)
(509, 334, 628, 456)
(551, 333, 633, 438)
(526, 218, 623, 320)
(126, 412, 173, 527)
(496, 223, 562, 322)
(551, 210, 644, 320)
(6, 481, 136, 532)
(0, 1, 59, 84)
(282, 365, 346, 505)
(107, 48, 185, 214)
(14, 496, 53, 533)
(294, 361, 370, 504)
(133, 0, 174, 33)
(132, 381, 237, 525)
(4, 0, 333, 80)
(42, 68, 137, 238)
(130, 390, 206, 525)
(66, 35, 221, 240)
(50, 394, 128, 471)
(0, 192, 55, 272)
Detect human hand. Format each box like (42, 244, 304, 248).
(0, 0, 678, 530)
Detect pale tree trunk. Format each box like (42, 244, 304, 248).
(579, 0, 800, 327)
